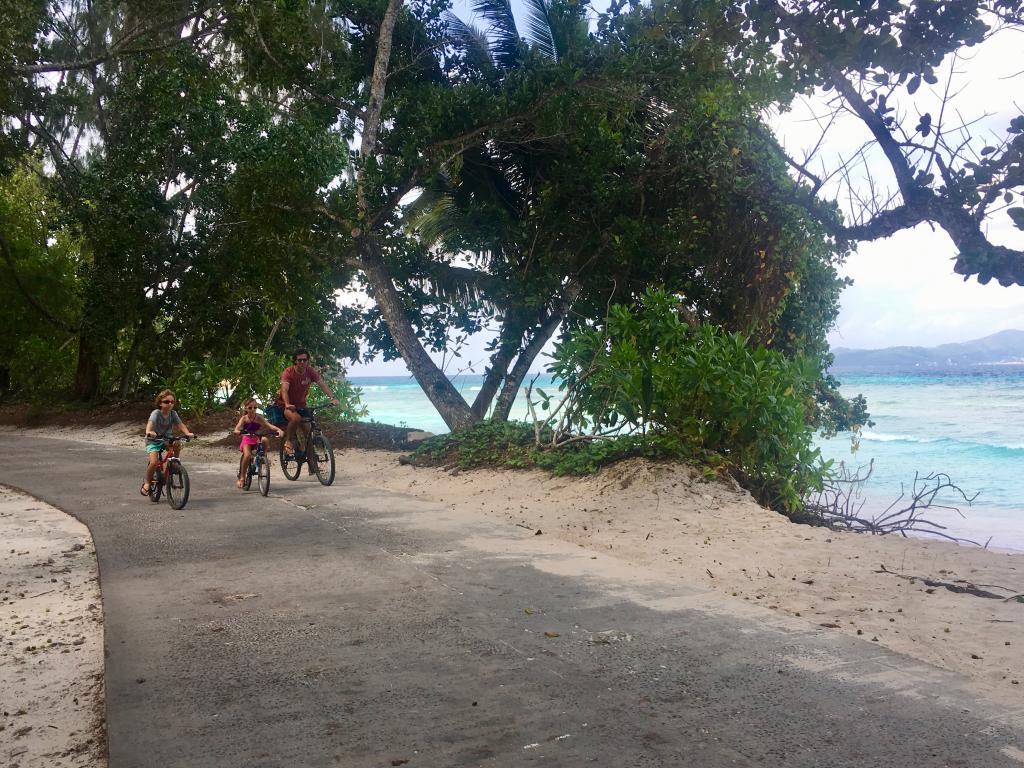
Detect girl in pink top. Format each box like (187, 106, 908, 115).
(233, 398, 285, 488)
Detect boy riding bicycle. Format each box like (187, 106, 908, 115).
(142, 390, 195, 496)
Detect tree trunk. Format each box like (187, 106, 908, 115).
(470, 318, 520, 419)
(73, 336, 102, 401)
(118, 320, 146, 400)
(493, 285, 580, 421)
(358, 238, 477, 431)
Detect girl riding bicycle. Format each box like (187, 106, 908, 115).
(233, 398, 285, 489)
(142, 390, 195, 496)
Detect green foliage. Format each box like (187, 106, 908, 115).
(0, 165, 81, 400)
(169, 351, 367, 419)
(411, 420, 701, 475)
(413, 286, 835, 508)
(545, 289, 830, 512)
(306, 367, 370, 423)
(413, 421, 539, 469)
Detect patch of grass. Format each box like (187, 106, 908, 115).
(409, 421, 724, 477)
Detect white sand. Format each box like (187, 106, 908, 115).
(0, 486, 105, 768)
(339, 451, 1024, 706)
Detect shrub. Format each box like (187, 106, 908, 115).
(541, 288, 829, 512)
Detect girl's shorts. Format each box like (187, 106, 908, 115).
(240, 435, 261, 451)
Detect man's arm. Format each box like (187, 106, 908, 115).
(281, 379, 295, 410)
(317, 379, 340, 406)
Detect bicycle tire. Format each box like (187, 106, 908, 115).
(280, 444, 301, 481)
(243, 457, 253, 491)
(150, 469, 163, 503)
(257, 455, 271, 496)
(311, 433, 335, 486)
(166, 461, 190, 510)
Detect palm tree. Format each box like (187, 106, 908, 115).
(403, 0, 590, 419)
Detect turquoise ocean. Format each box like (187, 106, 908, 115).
(349, 369, 1024, 551)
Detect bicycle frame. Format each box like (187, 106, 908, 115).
(279, 406, 335, 486)
(148, 435, 191, 508)
(239, 431, 273, 496)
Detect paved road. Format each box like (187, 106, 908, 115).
(2, 434, 1023, 767)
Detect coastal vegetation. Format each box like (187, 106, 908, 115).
(2, 1, 1022, 513)
(413, 288, 859, 512)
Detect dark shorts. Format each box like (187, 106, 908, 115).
(267, 405, 309, 426)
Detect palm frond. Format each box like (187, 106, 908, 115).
(404, 190, 459, 248)
(521, 0, 557, 60)
(419, 263, 504, 311)
(472, 0, 523, 69)
(443, 11, 497, 76)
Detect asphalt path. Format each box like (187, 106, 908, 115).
(2, 433, 1023, 767)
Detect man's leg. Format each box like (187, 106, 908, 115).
(301, 420, 316, 473)
(283, 409, 301, 454)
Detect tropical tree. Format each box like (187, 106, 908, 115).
(1, 1, 360, 401)
(737, 0, 1024, 286)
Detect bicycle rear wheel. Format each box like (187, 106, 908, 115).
(311, 433, 335, 486)
(257, 455, 271, 496)
(149, 469, 163, 503)
(166, 461, 190, 509)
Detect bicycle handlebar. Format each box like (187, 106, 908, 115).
(146, 435, 193, 444)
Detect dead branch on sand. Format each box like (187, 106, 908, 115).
(803, 461, 987, 547)
(876, 564, 1018, 600)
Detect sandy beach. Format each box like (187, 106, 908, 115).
(0, 485, 106, 768)
(5, 421, 1022, 756)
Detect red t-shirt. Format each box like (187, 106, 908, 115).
(275, 365, 322, 408)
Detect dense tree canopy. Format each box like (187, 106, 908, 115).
(1, 0, 1019, 429)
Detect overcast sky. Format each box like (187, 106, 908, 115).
(349, 10, 1023, 376)
(773, 26, 1024, 351)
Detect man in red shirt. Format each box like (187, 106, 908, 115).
(275, 349, 340, 455)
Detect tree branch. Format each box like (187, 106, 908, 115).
(7, 6, 222, 75)
(0, 231, 78, 334)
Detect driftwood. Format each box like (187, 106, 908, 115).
(876, 564, 1015, 601)
(803, 460, 988, 547)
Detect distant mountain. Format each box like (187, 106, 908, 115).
(830, 329, 1024, 372)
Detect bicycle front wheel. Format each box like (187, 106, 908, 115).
(280, 444, 301, 481)
(166, 461, 190, 509)
(311, 433, 335, 486)
(150, 469, 163, 503)
(257, 455, 271, 496)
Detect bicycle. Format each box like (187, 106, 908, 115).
(238, 431, 272, 496)
(147, 436, 192, 509)
(279, 405, 335, 486)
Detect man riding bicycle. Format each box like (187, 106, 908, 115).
(272, 349, 339, 457)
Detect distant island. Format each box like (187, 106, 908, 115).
(830, 329, 1024, 372)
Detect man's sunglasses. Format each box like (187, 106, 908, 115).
(161, 399, 175, 404)
(295, 357, 309, 363)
